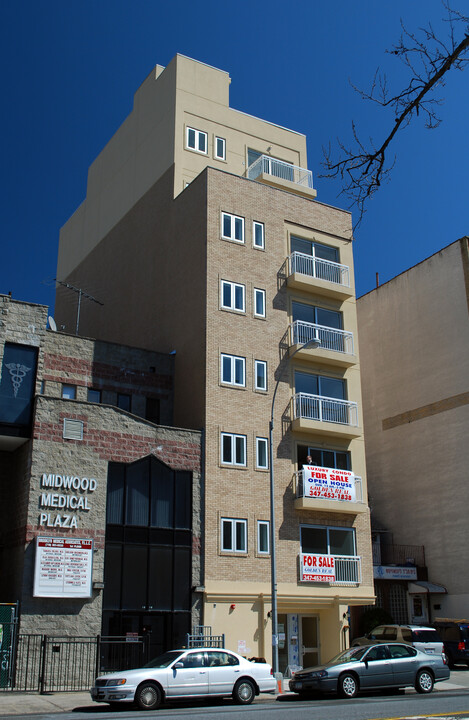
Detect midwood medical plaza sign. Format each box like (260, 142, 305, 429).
(38, 473, 98, 529)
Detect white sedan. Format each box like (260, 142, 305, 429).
(91, 647, 276, 710)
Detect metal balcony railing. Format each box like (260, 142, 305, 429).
(289, 251, 350, 287)
(291, 320, 354, 355)
(300, 553, 362, 585)
(295, 470, 363, 503)
(372, 543, 426, 567)
(246, 154, 313, 189)
(293, 393, 359, 427)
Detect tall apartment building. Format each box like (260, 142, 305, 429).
(357, 238, 469, 624)
(55, 54, 374, 669)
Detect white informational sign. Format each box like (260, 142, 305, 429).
(374, 565, 417, 580)
(301, 553, 336, 582)
(302, 465, 356, 502)
(33, 536, 93, 598)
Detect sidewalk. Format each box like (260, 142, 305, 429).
(0, 674, 467, 716)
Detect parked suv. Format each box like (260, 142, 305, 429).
(352, 625, 443, 656)
(433, 620, 469, 668)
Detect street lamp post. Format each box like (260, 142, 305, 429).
(269, 336, 321, 675)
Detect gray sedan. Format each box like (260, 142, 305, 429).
(289, 643, 450, 699)
(91, 648, 276, 710)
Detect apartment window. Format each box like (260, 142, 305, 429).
(87, 388, 101, 403)
(292, 301, 342, 330)
(295, 371, 345, 400)
(221, 280, 245, 313)
(256, 437, 268, 470)
(253, 221, 265, 249)
(257, 520, 270, 555)
(62, 384, 76, 400)
(221, 518, 247, 552)
(291, 235, 339, 264)
(301, 525, 356, 556)
(304, 447, 351, 471)
(117, 393, 131, 412)
(221, 432, 246, 466)
(186, 127, 207, 154)
(254, 288, 266, 318)
(221, 212, 244, 243)
(221, 354, 245, 387)
(254, 360, 267, 391)
(214, 136, 226, 161)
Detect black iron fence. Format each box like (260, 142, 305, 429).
(2, 634, 149, 693)
(2, 629, 225, 692)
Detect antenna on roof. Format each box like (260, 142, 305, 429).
(54, 280, 103, 336)
(48, 316, 57, 332)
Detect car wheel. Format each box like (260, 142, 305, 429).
(415, 670, 434, 694)
(338, 673, 358, 699)
(232, 678, 256, 704)
(135, 682, 162, 710)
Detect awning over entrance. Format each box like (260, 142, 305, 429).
(408, 581, 447, 594)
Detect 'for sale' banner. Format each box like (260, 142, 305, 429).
(301, 553, 336, 582)
(303, 465, 356, 502)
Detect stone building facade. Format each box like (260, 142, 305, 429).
(0, 295, 202, 653)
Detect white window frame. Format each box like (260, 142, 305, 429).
(257, 520, 270, 555)
(253, 221, 265, 249)
(186, 126, 208, 154)
(220, 280, 245, 313)
(254, 288, 266, 318)
(221, 517, 247, 553)
(256, 437, 269, 470)
(214, 136, 226, 161)
(221, 212, 245, 243)
(221, 353, 246, 387)
(254, 360, 267, 391)
(221, 432, 247, 467)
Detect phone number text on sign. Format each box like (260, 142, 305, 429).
(303, 465, 356, 502)
(301, 553, 336, 582)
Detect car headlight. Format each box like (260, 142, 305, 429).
(107, 678, 126, 686)
(310, 670, 328, 678)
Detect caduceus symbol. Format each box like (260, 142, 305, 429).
(5, 363, 31, 397)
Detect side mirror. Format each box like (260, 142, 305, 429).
(173, 662, 184, 669)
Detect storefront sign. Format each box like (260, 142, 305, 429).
(374, 565, 417, 580)
(302, 465, 356, 502)
(38, 473, 98, 529)
(301, 553, 336, 582)
(33, 537, 93, 598)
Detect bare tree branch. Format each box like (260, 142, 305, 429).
(321, 2, 469, 230)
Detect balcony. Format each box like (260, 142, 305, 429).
(292, 392, 360, 439)
(246, 155, 317, 199)
(294, 470, 367, 515)
(287, 251, 353, 300)
(289, 320, 356, 368)
(300, 553, 361, 585)
(373, 543, 426, 568)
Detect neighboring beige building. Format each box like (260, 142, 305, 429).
(357, 237, 469, 624)
(55, 54, 374, 670)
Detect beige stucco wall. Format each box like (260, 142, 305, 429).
(357, 238, 469, 617)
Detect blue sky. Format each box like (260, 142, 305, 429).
(1, 0, 467, 311)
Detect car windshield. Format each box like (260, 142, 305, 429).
(144, 651, 182, 668)
(328, 646, 368, 665)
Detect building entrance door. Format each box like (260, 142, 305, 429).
(300, 616, 319, 667)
